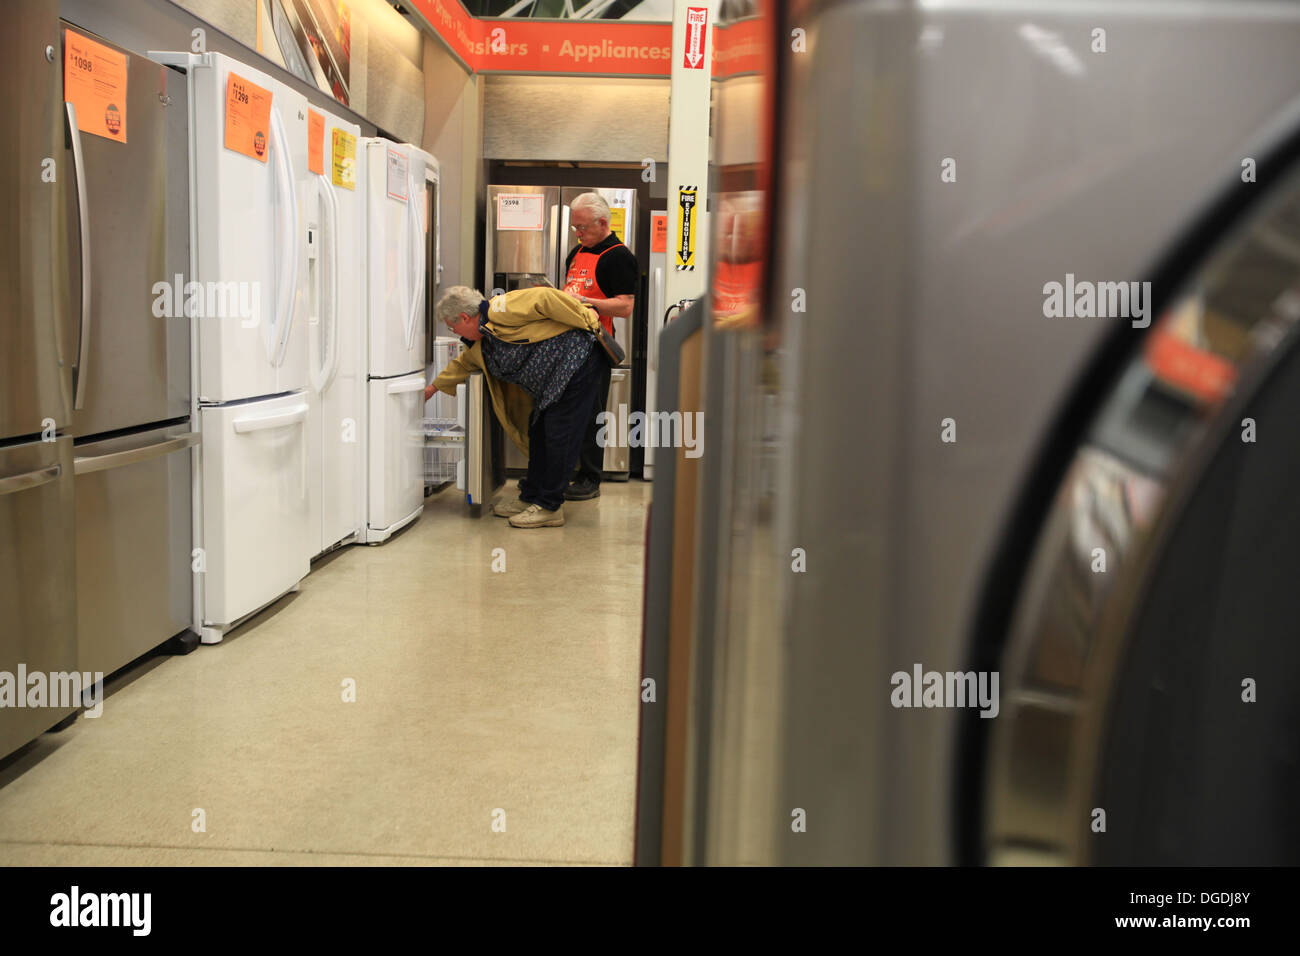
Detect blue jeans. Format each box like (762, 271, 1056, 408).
(518, 348, 605, 511)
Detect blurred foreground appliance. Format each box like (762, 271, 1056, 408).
(640, 0, 1300, 866)
(63, 24, 198, 676)
(360, 139, 431, 543)
(152, 50, 312, 644)
(0, 0, 78, 759)
(304, 106, 364, 559)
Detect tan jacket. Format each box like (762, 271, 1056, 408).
(430, 288, 602, 454)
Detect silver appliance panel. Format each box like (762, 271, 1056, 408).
(488, 185, 561, 287)
(73, 424, 197, 677)
(0, 0, 72, 440)
(0, 436, 78, 759)
(63, 24, 188, 438)
(602, 366, 631, 478)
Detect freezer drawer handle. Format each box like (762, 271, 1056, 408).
(67, 102, 92, 410)
(232, 404, 310, 433)
(0, 464, 62, 496)
(73, 432, 201, 476)
(387, 378, 426, 395)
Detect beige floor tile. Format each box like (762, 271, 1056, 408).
(0, 481, 650, 867)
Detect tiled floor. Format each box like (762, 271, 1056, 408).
(0, 481, 651, 866)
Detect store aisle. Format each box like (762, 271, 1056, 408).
(0, 482, 651, 866)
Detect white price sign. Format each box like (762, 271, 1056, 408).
(497, 194, 545, 231)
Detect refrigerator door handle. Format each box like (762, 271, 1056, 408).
(403, 168, 425, 352)
(269, 107, 300, 368)
(231, 403, 310, 433)
(318, 173, 341, 392)
(0, 464, 62, 497)
(66, 102, 92, 411)
(558, 203, 571, 287)
(386, 377, 425, 395)
(73, 432, 201, 476)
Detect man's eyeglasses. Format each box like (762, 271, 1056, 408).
(571, 221, 593, 233)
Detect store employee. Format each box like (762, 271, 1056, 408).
(562, 192, 638, 501)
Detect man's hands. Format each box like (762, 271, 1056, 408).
(423, 383, 437, 403)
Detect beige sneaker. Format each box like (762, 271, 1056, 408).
(508, 503, 565, 528)
(492, 494, 528, 517)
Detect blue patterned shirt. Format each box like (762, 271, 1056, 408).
(478, 320, 595, 415)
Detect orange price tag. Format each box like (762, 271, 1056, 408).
(307, 109, 324, 175)
(651, 213, 668, 253)
(64, 30, 128, 143)
(224, 72, 273, 163)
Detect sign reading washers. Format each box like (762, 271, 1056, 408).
(675, 186, 698, 271)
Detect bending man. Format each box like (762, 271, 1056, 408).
(423, 285, 605, 529)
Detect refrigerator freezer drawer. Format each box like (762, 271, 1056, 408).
(367, 373, 425, 540)
(199, 394, 310, 628)
(73, 425, 196, 677)
(0, 436, 78, 759)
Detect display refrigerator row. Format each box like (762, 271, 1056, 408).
(0, 3, 440, 760)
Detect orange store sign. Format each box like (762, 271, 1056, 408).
(408, 0, 691, 76)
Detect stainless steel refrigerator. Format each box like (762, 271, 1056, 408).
(0, 0, 79, 759)
(60, 23, 197, 679)
(485, 184, 636, 476)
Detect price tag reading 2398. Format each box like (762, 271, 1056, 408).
(224, 72, 273, 163)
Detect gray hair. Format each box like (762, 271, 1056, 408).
(435, 285, 483, 328)
(570, 192, 610, 223)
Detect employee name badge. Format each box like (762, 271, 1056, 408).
(224, 72, 273, 163)
(307, 109, 325, 175)
(331, 129, 356, 190)
(386, 149, 408, 201)
(64, 31, 128, 143)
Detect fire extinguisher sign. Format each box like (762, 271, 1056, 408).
(675, 186, 698, 271)
(684, 7, 708, 69)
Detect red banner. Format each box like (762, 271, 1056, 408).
(408, 0, 678, 75)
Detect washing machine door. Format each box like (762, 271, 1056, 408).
(975, 144, 1300, 866)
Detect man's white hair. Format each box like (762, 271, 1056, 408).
(435, 285, 484, 328)
(570, 192, 610, 223)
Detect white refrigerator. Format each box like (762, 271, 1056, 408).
(360, 139, 432, 544)
(305, 107, 363, 559)
(154, 50, 311, 643)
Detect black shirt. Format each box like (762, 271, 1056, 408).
(564, 233, 638, 298)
